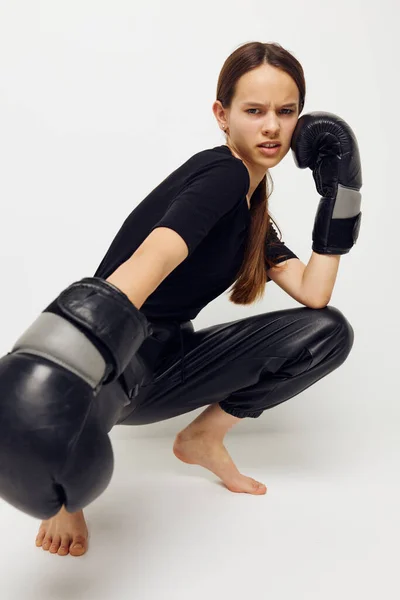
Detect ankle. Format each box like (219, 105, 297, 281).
(176, 428, 224, 444)
(179, 404, 241, 440)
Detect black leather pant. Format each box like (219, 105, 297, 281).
(96, 305, 354, 430)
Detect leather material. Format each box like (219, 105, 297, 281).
(0, 300, 354, 519)
(117, 319, 193, 396)
(0, 277, 153, 520)
(111, 305, 354, 426)
(50, 277, 153, 382)
(11, 312, 108, 389)
(291, 112, 363, 254)
(0, 351, 115, 519)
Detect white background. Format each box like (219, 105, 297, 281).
(0, 1, 399, 598)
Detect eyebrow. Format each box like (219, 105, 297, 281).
(241, 101, 298, 108)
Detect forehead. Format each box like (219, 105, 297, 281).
(235, 65, 299, 105)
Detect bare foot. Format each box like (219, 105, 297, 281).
(173, 431, 267, 495)
(35, 505, 89, 557)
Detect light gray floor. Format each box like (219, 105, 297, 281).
(1, 427, 398, 600)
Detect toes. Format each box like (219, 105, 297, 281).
(57, 535, 71, 556)
(35, 530, 46, 547)
(37, 531, 87, 556)
(49, 534, 61, 553)
(70, 535, 87, 556)
(42, 536, 52, 551)
(252, 479, 267, 494)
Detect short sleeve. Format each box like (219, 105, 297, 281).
(265, 221, 299, 281)
(149, 159, 249, 256)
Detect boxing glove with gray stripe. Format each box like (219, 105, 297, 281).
(291, 111, 363, 254)
(0, 277, 152, 519)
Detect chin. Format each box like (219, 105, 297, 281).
(259, 154, 281, 163)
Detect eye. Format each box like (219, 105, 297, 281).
(245, 108, 295, 115)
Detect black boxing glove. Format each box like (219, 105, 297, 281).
(0, 277, 152, 519)
(291, 111, 363, 254)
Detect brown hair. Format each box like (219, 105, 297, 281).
(216, 41, 306, 305)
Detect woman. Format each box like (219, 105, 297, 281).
(32, 41, 361, 555)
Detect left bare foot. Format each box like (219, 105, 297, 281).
(173, 431, 267, 495)
(35, 505, 89, 556)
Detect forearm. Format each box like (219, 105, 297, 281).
(301, 251, 340, 307)
(106, 250, 171, 309)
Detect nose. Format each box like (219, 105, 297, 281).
(262, 112, 281, 136)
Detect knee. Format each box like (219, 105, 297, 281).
(316, 305, 354, 356)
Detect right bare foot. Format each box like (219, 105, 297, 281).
(173, 431, 267, 495)
(35, 505, 89, 557)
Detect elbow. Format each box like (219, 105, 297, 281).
(300, 289, 331, 309)
(304, 296, 331, 309)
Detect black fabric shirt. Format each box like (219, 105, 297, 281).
(93, 144, 298, 322)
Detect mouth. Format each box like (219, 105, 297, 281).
(258, 144, 281, 156)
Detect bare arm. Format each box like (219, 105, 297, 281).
(301, 252, 340, 307)
(267, 252, 340, 308)
(105, 227, 189, 308)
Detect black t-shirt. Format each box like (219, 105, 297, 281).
(93, 144, 298, 322)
